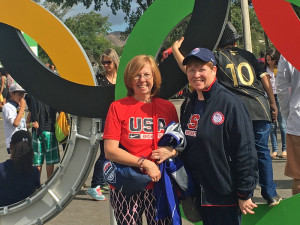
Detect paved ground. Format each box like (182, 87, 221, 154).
(0, 99, 293, 224)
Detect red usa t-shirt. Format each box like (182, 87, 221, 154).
(103, 96, 178, 158)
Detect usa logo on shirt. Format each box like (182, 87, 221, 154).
(211, 112, 225, 125)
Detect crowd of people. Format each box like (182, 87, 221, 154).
(0, 63, 61, 206)
(0, 21, 300, 225)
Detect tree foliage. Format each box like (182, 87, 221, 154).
(33, 0, 71, 20)
(45, 0, 297, 58)
(230, 3, 265, 57)
(46, 0, 154, 36)
(33, 1, 122, 64)
(33, 0, 72, 63)
(64, 12, 114, 64)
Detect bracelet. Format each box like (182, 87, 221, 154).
(174, 150, 179, 157)
(138, 157, 146, 169)
(30, 122, 33, 128)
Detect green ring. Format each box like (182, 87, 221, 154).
(116, 1, 300, 225)
(115, 0, 194, 100)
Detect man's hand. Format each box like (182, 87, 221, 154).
(172, 36, 184, 52)
(238, 198, 257, 215)
(270, 102, 278, 122)
(172, 37, 186, 73)
(32, 121, 39, 129)
(151, 146, 175, 164)
(19, 98, 26, 110)
(142, 160, 161, 182)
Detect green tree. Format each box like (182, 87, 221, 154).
(64, 11, 114, 64)
(230, 2, 265, 57)
(46, 0, 154, 36)
(33, 0, 72, 64)
(46, 0, 253, 37)
(33, 0, 71, 20)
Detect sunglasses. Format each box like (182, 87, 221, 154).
(101, 61, 112, 65)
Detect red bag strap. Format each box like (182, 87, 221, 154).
(152, 98, 158, 150)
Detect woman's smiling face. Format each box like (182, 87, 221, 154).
(131, 63, 153, 97)
(186, 61, 216, 92)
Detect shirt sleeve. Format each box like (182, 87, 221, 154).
(252, 53, 267, 80)
(276, 56, 291, 122)
(103, 101, 122, 141)
(227, 98, 258, 200)
(169, 102, 179, 123)
(3, 104, 16, 125)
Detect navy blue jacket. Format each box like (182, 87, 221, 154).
(180, 80, 258, 206)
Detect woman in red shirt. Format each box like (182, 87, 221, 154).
(103, 55, 178, 225)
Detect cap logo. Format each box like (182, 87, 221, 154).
(191, 48, 200, 55)
(211, 112, 225, 125)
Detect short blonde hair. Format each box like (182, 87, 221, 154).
(186, 57, 214, 70)
(101, 48, 120, 72)
(124, 55, 161, 97)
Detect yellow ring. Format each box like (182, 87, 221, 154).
(0, 0, 95, 86)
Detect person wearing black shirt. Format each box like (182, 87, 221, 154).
(86, 48, 119, 201)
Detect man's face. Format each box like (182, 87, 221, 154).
(186, 61, 216, 92)
(10, 91, 25, 103)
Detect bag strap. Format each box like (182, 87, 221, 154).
(152, 98, 158, 150)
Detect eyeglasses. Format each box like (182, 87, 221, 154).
(101, 61, 112, 65)
(133, 74, 153, 80)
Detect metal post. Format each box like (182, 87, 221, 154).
(241, 0, 253, 52)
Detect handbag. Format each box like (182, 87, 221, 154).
(55, 112, 70, 143)
(103, 159, 151, 196)
(181, 193, 203, 222)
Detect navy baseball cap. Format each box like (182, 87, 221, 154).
(183, 48, 216, 66)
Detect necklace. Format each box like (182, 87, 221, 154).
(106, 73, 116, 84)
(145, 97, 152, 103)
(133, 96, 152, 103)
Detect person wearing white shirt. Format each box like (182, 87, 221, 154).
(2, 83, 38, 154)
(265, 49, 287, 158)
(276, 55, 300, 195)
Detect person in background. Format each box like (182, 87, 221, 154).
(86, 48, 119, 201)
(2, 84, 37, 154)
(0, 130, 40, 207)
(26, 94, 60, 179)
(257, 50, 266, 66)
(172, 21, 282, 207)
(265, 49, 287, 158)
(277, 55, 300, 195)
(104, 55, 178, 225)
(50, 64, 57, 74)
(96, 48, 119, 86)
(92, 61, 101, 76)
(0, 68, 8, 109)
(0, 68, 14, 101)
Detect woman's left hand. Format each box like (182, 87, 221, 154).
(151, 146, 175, 164)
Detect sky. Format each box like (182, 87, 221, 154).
(63, 3, 128, 32)
(36, 0, 128, 32)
